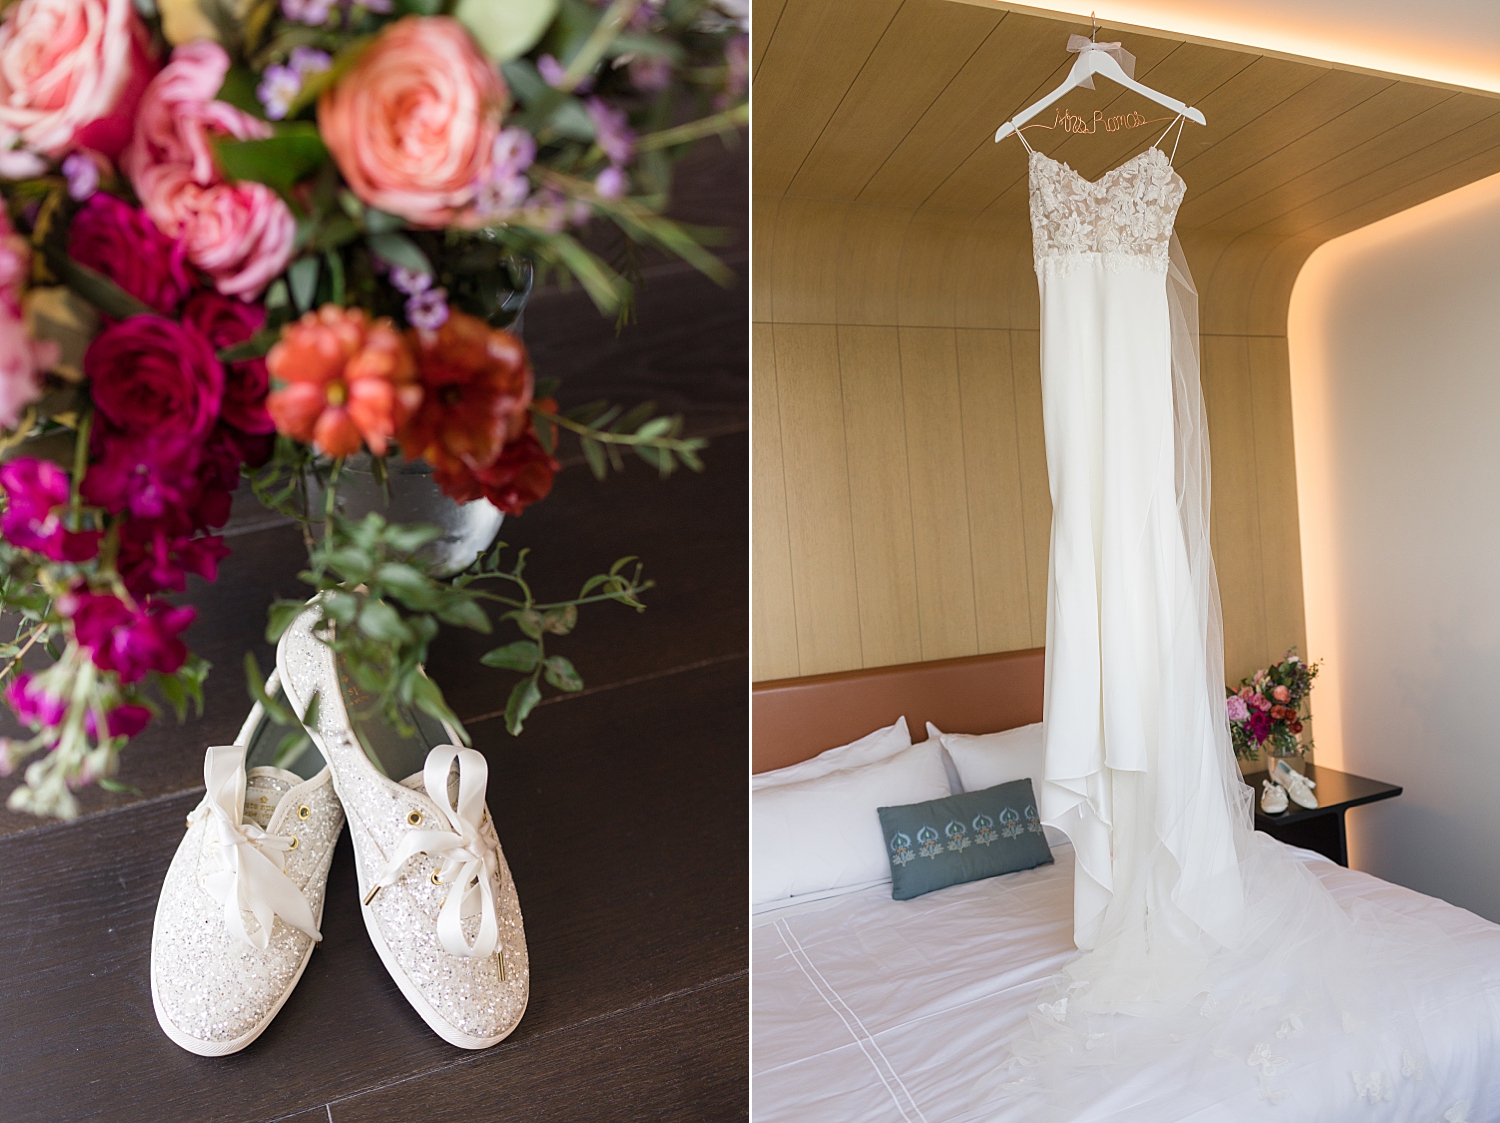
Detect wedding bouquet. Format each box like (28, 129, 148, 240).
(1226, 651, 1319, 760)
(0, 0, 745, 818)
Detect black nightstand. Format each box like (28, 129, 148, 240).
(1245, 762, 1402, 866)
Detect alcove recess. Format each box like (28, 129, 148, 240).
(752, 0, 1500, 698)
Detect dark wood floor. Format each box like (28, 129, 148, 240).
(0, 145, 747, 1122)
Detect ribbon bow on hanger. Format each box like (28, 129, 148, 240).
(1065, 34, 1136, 87)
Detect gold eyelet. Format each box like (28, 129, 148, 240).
(287, 836, 299, 851)
(297, 804, 312, 821)
(429, 870, 443, 886)
(407, 809, 424, 827)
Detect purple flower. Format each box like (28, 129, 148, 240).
(629, 55, 672, 92)
(537, 54, 593, 93)
(389, 266, 432, 296)
(406, 287, 450, 331)
(537, 54, 567, 88)
(586, 98, 634, 166)
(257, 64, 300, 121)
(288, 47, 332, 76)
(281, 0, 335, 25)
(7, 674, 65, 729)
(724, 34, 748, 102)
(491, 128, 536, 175)
(61, 153, 98, 201)
(1226, 694, 1249, 723)
(1247, 710, 1273, 744)
(595, 165, 626, 199)
(474, 168, 530, 222)
(0, 458, 101, 563)
(65, 591, 194, 684)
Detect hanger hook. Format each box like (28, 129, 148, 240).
(1091, 11, 1098, 41)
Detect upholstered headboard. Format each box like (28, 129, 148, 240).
(751, 648, 1046, 774)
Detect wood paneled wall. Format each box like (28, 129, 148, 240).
(752, 204, 1306, 685)
(751, 0, 1500, 685)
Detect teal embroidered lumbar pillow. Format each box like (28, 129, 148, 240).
(877, 779, 1053, 901)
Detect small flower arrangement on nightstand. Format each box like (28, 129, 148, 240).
(1226, 650, 1319, 762)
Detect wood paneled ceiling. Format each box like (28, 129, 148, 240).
(753, 0, 1500, 249)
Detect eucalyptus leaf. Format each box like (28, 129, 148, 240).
(543, 655, 583, 692)
(366, 232, 433, 277)
(456, 0, 557, 61)
(504, 675, 543, 735)
(214, 126, 329, 193)
(288, 256, 320, 312)
(481, 640, 540, 672)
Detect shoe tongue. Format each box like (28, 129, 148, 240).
(244, 768, 299, 828)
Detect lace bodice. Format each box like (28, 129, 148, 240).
(1028, 146, 1185, 275)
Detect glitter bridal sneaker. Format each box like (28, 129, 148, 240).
(151, 672, 343, 1056)
(276, 599, 530, 1049)
(1271, 757, 1318, 809)
(1260, 778, 1288, 814)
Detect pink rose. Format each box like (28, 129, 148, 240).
(1272, 684, 1290, 703)
(0, 211, 53, 427)
(0, 0, 156, 162)
(318, 17, 506, 227)
(123, 42, 294, 299)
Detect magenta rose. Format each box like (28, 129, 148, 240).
(65, 590, 194, 683)
(68, 193, 192, 316)
(0, 457, 101, 562)
(183, 292, 273, 436)
(85, 317, 223, 441)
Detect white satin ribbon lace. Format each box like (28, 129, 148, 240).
(1065, 33, 1137, 87)
(366, 746, 502, 960)
(195, 744, 321, 950)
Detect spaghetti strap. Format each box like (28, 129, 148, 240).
(1150, 112, 1183, 152)
(1015, 125, 1036, 155)
(1168, 115, 1187, 165)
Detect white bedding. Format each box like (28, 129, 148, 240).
(752, 841, 1500, 1122)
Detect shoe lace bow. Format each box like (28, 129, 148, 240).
(196, 744, 321, 950)
(370, 746, 502, 960)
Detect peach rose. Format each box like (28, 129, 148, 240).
(319, 17, 506, 227)
(122, 42, 295, 300)
(0, 0, 157, 165)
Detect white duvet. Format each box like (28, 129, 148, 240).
(751, 842, 1500, 1122)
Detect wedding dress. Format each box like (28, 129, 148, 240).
(995, 129, 1466, 1119)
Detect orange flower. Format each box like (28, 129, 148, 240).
(266, 305, 420, 457)
(400, 310, 533, 484)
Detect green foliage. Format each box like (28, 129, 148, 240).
(269, 507, 652, 740)
(534, 399, 706, 480)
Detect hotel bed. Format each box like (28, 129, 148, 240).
(751, 650, 1500, 1122)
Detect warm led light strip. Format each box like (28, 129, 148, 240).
(949, 0, 1500, 97)
(1287, 169, 1500, 775)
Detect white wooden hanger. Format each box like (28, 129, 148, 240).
(994, 28, 1206, 143)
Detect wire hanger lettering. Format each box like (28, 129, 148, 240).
(994, 18, 1207, 144)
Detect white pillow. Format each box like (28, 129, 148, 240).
(751, 742, 951, 906)
(928, 720, 1044, 793)
(752, 716, 911, 790)
(929, 721, 1070, 848)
